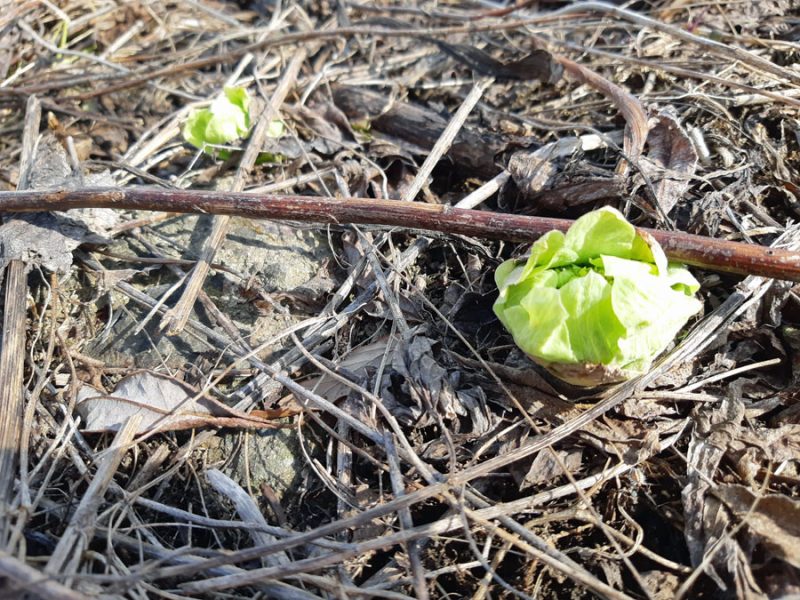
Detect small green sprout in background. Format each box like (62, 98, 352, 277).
(182, 86, 285, 161)
(183, 87, 251, 154)
(494, 206, 702, 386)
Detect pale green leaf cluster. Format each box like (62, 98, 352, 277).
(183, 87, 252, 151)
(494, 207, 702, 386)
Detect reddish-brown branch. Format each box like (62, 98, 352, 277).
(0, 186, 798, 281)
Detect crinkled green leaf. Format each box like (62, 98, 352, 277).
(183, 87, 286, 161)
(183, 110, 214, 150)
(182, 86, 252, 153)
(494, 206, 702, 386)
(267, 119, 284, 139)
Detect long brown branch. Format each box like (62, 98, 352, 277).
(1, 186, 799, 281)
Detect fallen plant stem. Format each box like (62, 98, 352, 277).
(1, 186, 799, 281)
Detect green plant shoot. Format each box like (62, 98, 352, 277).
(183, 87, 252, 153)
(494, 207, 702, 386)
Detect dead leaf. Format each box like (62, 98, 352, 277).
(456, 387, 492, 435)
(639, 111, 698, 215)
(507, 134, 623, 205)
(514, 447, 583, 489)
(333, 85, 509, 179)
(640, 571, 681, 600)
(301, 339, 391, 401)
(453, 354, 573, 423)
(287, 102, 357, 155)
(0, 133, 119, 273)
(250, 407, 301, 420)
(714, 484, 800, 570)
(582, 417, 683, 465)
(90, 122, 130, 156)
(363, 16, 562, 83)
(682, 395, 767, 597)
(617, 395, 679, 420)
(709, 381, 800, 483)
(76, 371, 279, 434)
(506, 148, 559, 200)
(381, 336, 461, 426)
(435, 42, 563, 83)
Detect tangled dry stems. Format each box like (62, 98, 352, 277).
(1, 1, 800, 599)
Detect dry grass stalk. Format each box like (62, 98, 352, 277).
(45, 415, 141, 583)
(0, 550, 85, 600)
(0, 95, 41, 540)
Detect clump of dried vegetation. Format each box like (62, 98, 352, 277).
(1, 1, 800, 598)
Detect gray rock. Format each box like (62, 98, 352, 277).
(205, 425, 317, 505)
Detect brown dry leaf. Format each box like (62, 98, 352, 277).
(89, 122, 130, 156)
(580, 415, 686, 467)
(528, 172, 623, 211)
(714, 484, 800, 569)
(0, 133, 119, 273)
(434, 42, 563, 83)
(507, 134, 624, 208)
(379, 336, 492, 434)
(363, 293, 424, 323)
(76, 371, 279, 434)
(682, 395, 767, 598)
(301, 338, 391, 401)
(617, 395, 679, 420)
(515, 447, 583, 490)
(640, 111, 698, 215)
(640, 571, 681, 600)
(455, 355, 561, 398)
(506, 147, 559, 200)
(712, 380, 800, 483)
(250, 407, 301, 420)
(381, 336, 461, 426)
(366, 16, 562, 83)
(454, 354, 575, 425)
(731, 421, 800, 459)
(286, 102, 357, 155)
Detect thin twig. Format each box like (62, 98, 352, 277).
(0, 261, 27, 540)
(206, 470, 289, 567)
(2, 186, 800, 281)
(45, 415, 141, 583)
(0, 551, 85, 600)
(402, 77, 493, 202)
(384, 434, 429, 600)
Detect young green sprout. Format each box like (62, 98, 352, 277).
(494, 207, 702, 386)
(182, 86, 285, 161)
(183, 87, 252, 154)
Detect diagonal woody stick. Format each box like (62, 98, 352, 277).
(1, 186, 800, 282)
(159, 49, 308, 335)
